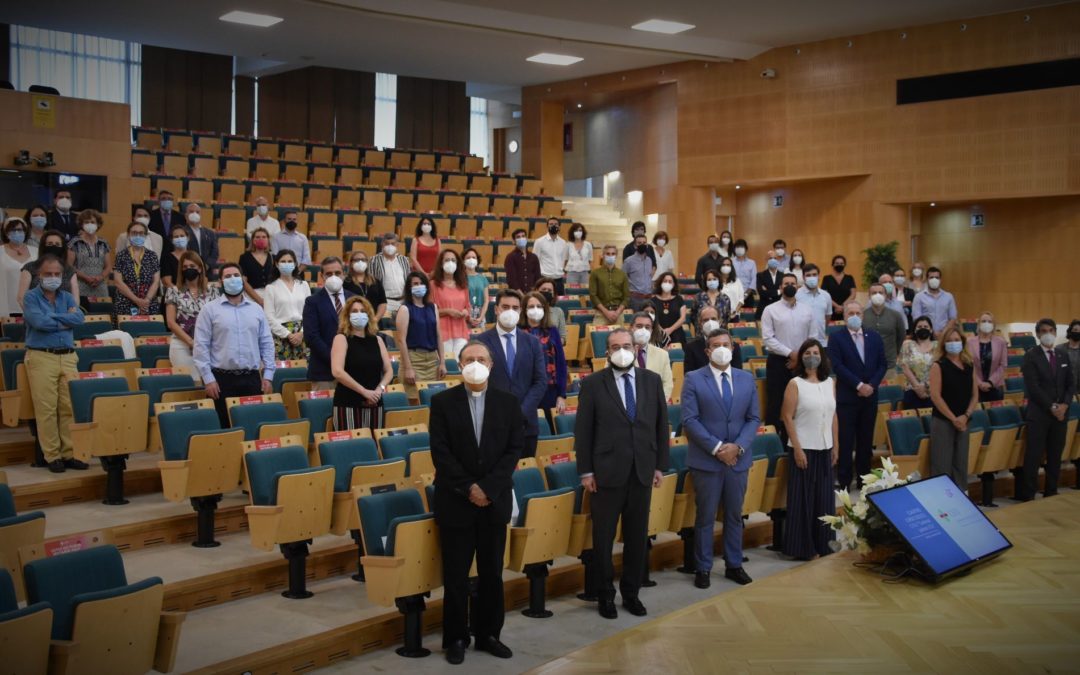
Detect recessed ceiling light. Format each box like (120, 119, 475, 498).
(576, 103, 583, 109)
(735, 185, 741, 190)
(527, 53, 583, 66)
(930, 202, 936, 206)
(632, 19, 695, 34)
(219, 11, 284, 28)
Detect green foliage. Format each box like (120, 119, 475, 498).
(862, 241, 900, 288)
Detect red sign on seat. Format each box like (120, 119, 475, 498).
(238, 395, 264, 405)
(254, 439, 281, 451)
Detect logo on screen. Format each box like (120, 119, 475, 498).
(936, 510, 951, 523)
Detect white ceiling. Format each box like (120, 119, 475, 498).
(1, 0, 1058, 102)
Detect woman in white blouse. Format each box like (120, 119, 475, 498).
(652, 231, 675, 280)
(263, 249, 311, 361)
(719, 256, 745, 320)
(564, 222, 593, 286)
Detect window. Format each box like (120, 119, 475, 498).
(374, 73, 397, 148)
(9, 25, 142, 126)
(470, 97, 490, 168)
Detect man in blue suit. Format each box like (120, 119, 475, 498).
(828, 300, 888, 490)
(681, 328, 760, 588)
(302, 257, 353, 389)
(475, 289, 547, 457)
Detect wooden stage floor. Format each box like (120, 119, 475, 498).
(532, 492, 1080, 674)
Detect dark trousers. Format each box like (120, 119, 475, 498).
(521, 434, 538, 459)
(439, 515, 507, 647)
(837, 397, 877, 488)
(1022, 413, 1067, 499)
(211, 369, 261, 429)
(552, 277, 565, 296)
(591, 476, 652, 600)
(978, 387, 1004, 403)
(902, 389, 930, 410)
(782, 448, 836, 559)
(765, 354, 793, 438)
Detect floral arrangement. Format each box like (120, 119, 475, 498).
(820, 458, 916, 555)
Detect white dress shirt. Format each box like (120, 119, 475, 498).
(533, 234, 569, 279)
(262, 277, 312, 339)
(566, 241, 593, 273)
(653, 248, 675, 280)
(246, 214, 281, 237)
(762, 299, 814, 357)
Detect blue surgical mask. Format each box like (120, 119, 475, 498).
(349, 312, 369, 329)
(706, 279, 720, 290)
(604, 255, 616, 266)
(945, 341, 964, 355)
(160, 199, 174, 211)
(767, 258, 779, 270)
(129, 235, 146, 248)
(222, 276, 244, 296)
(172, 237, 188, 250)
(278, 262, 296, 276)
(804, 276, 819, 289)
(846, 315, 862, 331)
(411, 284, 427, 298)
(8, 230, 25, 244)
(30, 216, 46, 230)
(40, 276, 63, 292)
(515, 237, 528, 249)
(883, 282, 895, 297)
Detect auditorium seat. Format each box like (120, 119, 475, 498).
(118, 314, 169, 338)
(227, 394, 289, 440)
(318, 432, 406, 539)
(243, 444, 334, 598)
(966, 409, 990, 487)
(357, 485, 442, 657)
(637, 471, 678, 586)
(68, 372, 150, 505)
(23, 544, 184, 675)
(384, 405, 430, 428)
(553, 413, 577, 436)
(0, 482, 46, 602)
(158, 401, 245, 547)
(973, 405, 1024, 507)
(377, 427, 433, 476)
(509, 466, 574, 618)
(885, 414, 930, 480)
(0, 568, 53, 675)
(1009, 334, 1036, 350)
(536, 433, 574, 460)
(298, 391, 334, 437)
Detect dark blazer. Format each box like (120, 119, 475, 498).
(188, 226, 219, 279)
(828, 329, 888, 405)
(148, 208, 183, 246)
(684, 338, 743, 374)
(430, 385, 524, 526)
(754, 269, 782, 319)
(575, 367, 670, 488)
(476, 328, 547, 436)
(302, 288, 355, 382)
(47, 209, 78, 240)
(1023, 346, 1075, 422)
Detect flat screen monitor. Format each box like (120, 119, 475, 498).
(0, 169, 108, 214)
(866, 475, 1011, 581)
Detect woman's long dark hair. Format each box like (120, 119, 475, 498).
(792, 338, 831, 380)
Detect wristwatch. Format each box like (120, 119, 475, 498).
(736, 445, 745, 457)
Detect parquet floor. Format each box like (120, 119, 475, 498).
(532, 493, 1080, 674)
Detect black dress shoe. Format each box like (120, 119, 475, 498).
(725, 567, 753, 585)
(694, 571, 711, 589)
(48, 460, 66, 474)
(475, 636, 512, 659)
(63, 458, 89, 470)
(598, 597, 618, 619)
(622, 597, 647, 617)
(445, 639, 467, 665)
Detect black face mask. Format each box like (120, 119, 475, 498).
(541, 291, 554, 304)
(182, 268, 200, 282)
(285, 220, 298, 231)
(636, 244, 647, 254)
(915, 328, 932, 341)
(833, 264, 845, 273)
(548, 225, 559, 235)
(42, 245, 65, 260)
(1070, 331, 1080, 342)
(782, 285, 797, 298)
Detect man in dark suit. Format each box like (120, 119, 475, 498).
(431, 340, 522, 665)
(475, 289, 547, 457)
(828, 301, 888, 490)
(754, 258, 782, 320)
(302, 257, 353, 390)
(149, 188, 183, 252)
(682, 328, 760, 588)
(47, 190, 78, 239)
(1020, 318, 1075, 500)
(183, 203, 219, 279)
(576, 328, 669, 619)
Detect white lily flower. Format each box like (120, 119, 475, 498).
(836, 489, 852, 509)
(852, 500, 869, 520)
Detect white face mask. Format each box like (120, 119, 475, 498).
(323, 275, 344, 293)
(257, 205, 269, 216)
(633, 328, 651, 345)
(719, 265, 732, 275)
(912, 268, 923, 278)
(661, 281, 674, 293)
(187, 212, 201, 225)
(573, 230, 583, 240)
(462, 361, 490, 385)
(734, 246, 746, 257)
(498, 309, 520, 330)
(980, 321, 994, 334)
(82, 223, 98, 235)
(609, 347, 634, 369)
(464, 258, 478, 269)
(442, 260, 457, 274)
(135, 216, 150, 226)
(710, 346, 733, 367)
(656, 239, 666, 247)
(870, 293, 885, 307)
(421, 223, 432, 234)
(352, 260, 367, 274)
(1039, 332, 1056, 348)
(526, 307, 545, 323)
(792, 255, 803, 265)
(928, 277, 941, 290)
(383, 244, 397, 256)
(57, 197, 72, 211)
(702, 319, 720, 335)
(774, 248, 785, 258)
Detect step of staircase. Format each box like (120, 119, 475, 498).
(558, 196, 631, 251)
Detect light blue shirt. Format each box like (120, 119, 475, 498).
(192, 295, 276, 384)
(622, 253, 654, 296)
(22, 287, 84, 349)
(733, 257, 757, 291)
(795, 286, 833, 345)
(885, 297, 908, 329)
(271, 230, 311, 265)
(612, 365, 637, 410)
(911, 289, 957, 335)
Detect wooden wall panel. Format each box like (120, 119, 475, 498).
(395, 75, 468, 152)
(234, 76, 255, 137)
(142, 47, 232, 133)
(258, 67, 375, 144)
(333, 70, 375, 145)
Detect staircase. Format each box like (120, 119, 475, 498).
(558, 196, 632, 251)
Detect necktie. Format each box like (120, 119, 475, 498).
(637, 348, 646, 368)
(332, 293, 342, 313)
(163, 213, 170, 235)
(721, 372, 732, 414)
(1048, 349, 1057, 370)
(855, 332, 865, 362)
(623, 373, 636, 422)
(504, 333, 516, 373)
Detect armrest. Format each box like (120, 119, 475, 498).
(49, 640, 79, 675)
(359, 555, 406, 569)
(244, 505, 285, 517)
(69, 421, 98, 432)
(509, 527, 535, 539)
(156, 459, 192, 470)
(153, 611, 186, 673)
